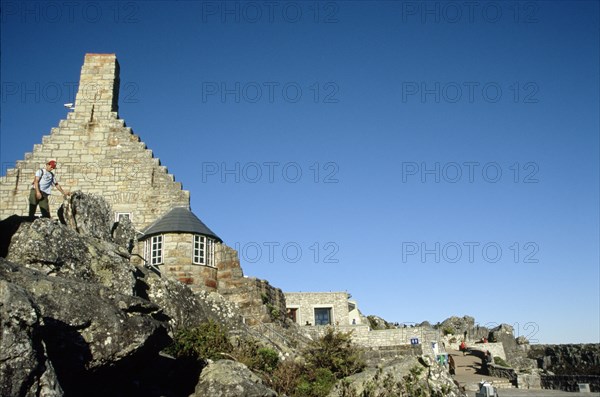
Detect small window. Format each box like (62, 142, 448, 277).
(314, 307, 332, 326)
(193, 235, 215, 266)
(115, 212, 132, 222)
(147, 235, 163, 265)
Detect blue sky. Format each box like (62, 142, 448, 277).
(1, 0, 598, 344)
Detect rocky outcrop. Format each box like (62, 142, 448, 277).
(111, 215, 136, 253)
(527, 344, 600, 375)
(0, 280, 62, 397)
(191, 360, 277, 397)
(6, 217, 137, 296)
(0, 192, 279, 397)
(0, 258, 169, 395)
(367, 315, 396, 330)
(439, 315, 489, 342)
(328, 355, 466, 397)
(60, 192, 113, 241)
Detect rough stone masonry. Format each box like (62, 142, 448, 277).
(0, 53, 189, 230)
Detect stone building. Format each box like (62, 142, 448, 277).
(284, 292, 362, 326)
(140, 206, 223, 291)
(286, 291, 444, 357)
(0, 53, 285, 323)
(0, 53, 189, 228)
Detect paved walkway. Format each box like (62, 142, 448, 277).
(447, 349, 600, 397)
(449, 349, 512, 390)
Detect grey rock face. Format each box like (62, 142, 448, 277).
(6, 218, 137, 296)
(0, 259, 169, 369)
(328, 355, 466, 397)
(141, 266, 245, 332)
(1, 192, 280, 396)
(60, 191, 113, 241)
(0, 280, 63, 397)
(192, 360, 277, 397)
(111, 215, 136, 253)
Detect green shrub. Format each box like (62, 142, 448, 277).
(442, 326, 455, 336)
(302, 327, 365, 379)
(295, 368, 336, 397)
(256, 347, 280, 373)
(493, 356, 510, 367)
(271, 359, 304, 395)
(166, 320, 232, 361)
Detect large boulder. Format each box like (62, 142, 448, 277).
(6, 218, 137, 296)
(140, 265, 245, 332)
(490, 324, 518, 355)
(191, 359, 277, 397)
(111, 215, 136, 253)
(0, 258, 169, 396)
(60, 191, 113, 241)
(328, 355, 465, 397)
(0, 280, 63, 397)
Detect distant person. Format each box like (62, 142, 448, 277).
(460, 340, 467, 356)
(29, 159, 69, 218)
(485, 350, 493, 364)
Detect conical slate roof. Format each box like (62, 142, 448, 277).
(141, 207, 222, 242)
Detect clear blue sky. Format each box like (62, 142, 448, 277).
(1, 1, 598, 344)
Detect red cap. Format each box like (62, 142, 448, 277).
(47, 160, 57, 167)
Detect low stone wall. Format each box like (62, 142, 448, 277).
(469, 342, 507, 360)
(541, 375, 600, 392)
(517, 373, 542, 389)
(299, 325, 441, 357)
(362, 345, 423, 366)
(486, 364, 517, 382)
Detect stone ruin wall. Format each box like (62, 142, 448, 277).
(216, 244, 287, 325)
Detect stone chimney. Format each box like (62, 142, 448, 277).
(73, 53, 120, 120)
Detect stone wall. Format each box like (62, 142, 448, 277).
(215, 244, 287, 325)
(156, 233, 218, 292)
(0, 54, 189, 229)
(301, 324, 441, 355)
(285, 292, 351, 326)
(486, 364, 518, 382)
(541, 375, 600, 392)
(468, 342, 507, 360)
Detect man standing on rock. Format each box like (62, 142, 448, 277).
(29, 159, 69, 218)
